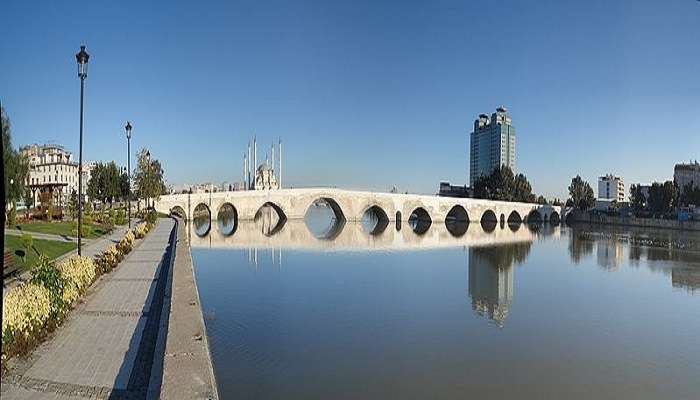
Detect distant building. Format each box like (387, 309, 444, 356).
(243, 136, 283, 190)
(254, 163, 278, 190)
(674, 161, 700, 192)
(438, 181, 471, 198)
(598, 174, 625, 202)
(469, 107, 516, 186)
(20, 143, 92, 206)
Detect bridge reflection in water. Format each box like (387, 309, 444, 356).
(187, 207, 558, 328)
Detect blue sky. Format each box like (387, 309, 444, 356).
(2, 0, 699, 199)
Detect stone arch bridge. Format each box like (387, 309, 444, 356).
(154, 188, 562, 227)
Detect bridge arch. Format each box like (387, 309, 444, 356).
(361, 205, 389, 235)
(408, 207, 432, 235)
(445, 205, 469, 237)
(480, 209, 498, 223)
(550, 211, 561, 225)
(216, 202, 238, 236)
(305, 197, 346, 222)
(507, 210, 522, 224)
(480, 209, 498, 233)
(192, 203, 211, 237)
(526, 209, 543, 224)
(255, 202, 287, 236)
(170, 205, 186, 220)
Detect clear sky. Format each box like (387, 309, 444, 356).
(2, 0, 699, 199)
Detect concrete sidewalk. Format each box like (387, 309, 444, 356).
(5, 228, 81, 243)
(1, 219, 177, 399)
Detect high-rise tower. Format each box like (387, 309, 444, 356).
(469, 107, 516, 186)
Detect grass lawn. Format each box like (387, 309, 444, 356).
(4, 235, 77, 273)
(14, 221, 109, 239)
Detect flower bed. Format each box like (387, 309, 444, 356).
(2, 219, 158, 369)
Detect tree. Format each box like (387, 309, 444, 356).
(568, 175, 595, 211)
(2, 107, 30, 218)
(67, 190, 79, 220)
(536, 195, 548, 205)
(134, 148, 166, 208)
(647, 181, 677, 216)
(87, 162, 123, 206)
(119, 170, 130, 201)
(629, 184, 646, 214)
(552, 198, 563, 206)
(473, 165, 536, 203)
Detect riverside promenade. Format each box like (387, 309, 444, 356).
(0, 218, 212, 399)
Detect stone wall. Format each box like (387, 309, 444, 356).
(569, 212, 700, 231)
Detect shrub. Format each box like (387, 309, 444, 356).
(57, 256, 96, 305)
(2, 283, 51, 352)
(8, 206, 17, 227)
(95, 245, 122, 273)
(30, 256, 69, 318)
(134, 223, 149, 239)
(145, 210, 157, 225)
(117, 230, 135, 254)
(20, 233, 34, 261)
(115, 209, 126, 225)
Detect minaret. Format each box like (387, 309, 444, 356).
(243, 153, 248, 190)
(271, 142, 275, 175)
(278, 139, 283, 188)
(253, 135, 257, 189)
(247, 140, 252, 189)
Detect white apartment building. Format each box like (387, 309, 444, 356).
(598, 174, 625, 202)
(21, 144, 94, 206)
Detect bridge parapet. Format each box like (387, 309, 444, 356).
(154, 188, 561, 225)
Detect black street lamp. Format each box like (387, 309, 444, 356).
(125, 121, 132, 228)
(75, 45, 89, 256)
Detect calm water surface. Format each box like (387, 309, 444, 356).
(191, 208, 700, 399)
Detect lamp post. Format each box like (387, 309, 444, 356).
(125, 121, 132, 228)
(146, 150, 150, 209)
(75, 45, 89, 256)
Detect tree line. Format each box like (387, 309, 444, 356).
(2, 107, 167, 225)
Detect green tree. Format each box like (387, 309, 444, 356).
(2, 106, 30, 222)
(568, 175, 595, 211)
(629, 184, 646, 214)
(87, 162, 123, 206)
(134, 148, 166, 208)
(473, 165, 536, 203)
(67, 190, 79, 220)
(647, 181, 677, 216)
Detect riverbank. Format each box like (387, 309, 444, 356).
(1, 219, 175, 399)
(568, 212, 700, 231)
(160, 219, 218, 399)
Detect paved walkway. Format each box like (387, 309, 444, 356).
(1, 219, 177, 399)
(5, 229, 81, 243)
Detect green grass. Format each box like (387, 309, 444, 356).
(4, 235, 77, 273)
(14, 221, 109, 239)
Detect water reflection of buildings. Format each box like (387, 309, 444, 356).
(596, 240, 624, 270)
(468, 250, 513, 328)
(672, 269, 700, 294)
(467, 242, 531, 328)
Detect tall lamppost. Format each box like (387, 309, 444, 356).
(125, 121, 132, 228)
(146, 150, 150, 209)
(75, 45, 89, 256)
